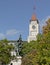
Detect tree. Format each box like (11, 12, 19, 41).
(42, 18, 50, 44)
(0, 39, 14, 65)
(22, 42, 50, 65)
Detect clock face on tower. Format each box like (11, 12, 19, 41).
(32, 25, 36, 29)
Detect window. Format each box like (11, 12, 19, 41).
(10, 63, 13, 65)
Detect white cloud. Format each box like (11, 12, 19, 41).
(0, 29, 20, 40)
(0, 33, 5, 39)
(45, 16, 50, 21)
(41, 16, 50, 23)
(40, 16, 50, 33)
(6, 29, 19, 36)
(40, 16, 50, 27)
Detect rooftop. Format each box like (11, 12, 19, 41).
(31, 14, 37, 21)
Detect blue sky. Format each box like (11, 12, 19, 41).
(0, 0, 50, 40)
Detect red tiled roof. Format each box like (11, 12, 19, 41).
(31, 14, 37, 21)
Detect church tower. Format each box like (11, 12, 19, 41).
(28, 14, 39, 42)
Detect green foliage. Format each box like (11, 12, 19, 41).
(21, 41, 37, 56)
(0, 39, 14, 65)
(22, 42, 50, 65)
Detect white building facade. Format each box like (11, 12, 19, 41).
(8, 41, 22, 65)
(8, 56, 22, 65)
(28, 15, 39, 42)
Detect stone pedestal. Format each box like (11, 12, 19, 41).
(8, 56, 22, 65)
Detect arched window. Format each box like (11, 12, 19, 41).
(10, 63, 13, 65)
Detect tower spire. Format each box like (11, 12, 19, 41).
(33, 0, 36, 15)
(31, 0, 37, 21)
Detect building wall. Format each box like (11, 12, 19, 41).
(28, 20, 39, 42)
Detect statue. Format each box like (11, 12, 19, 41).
(17, 34, 22, 56)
